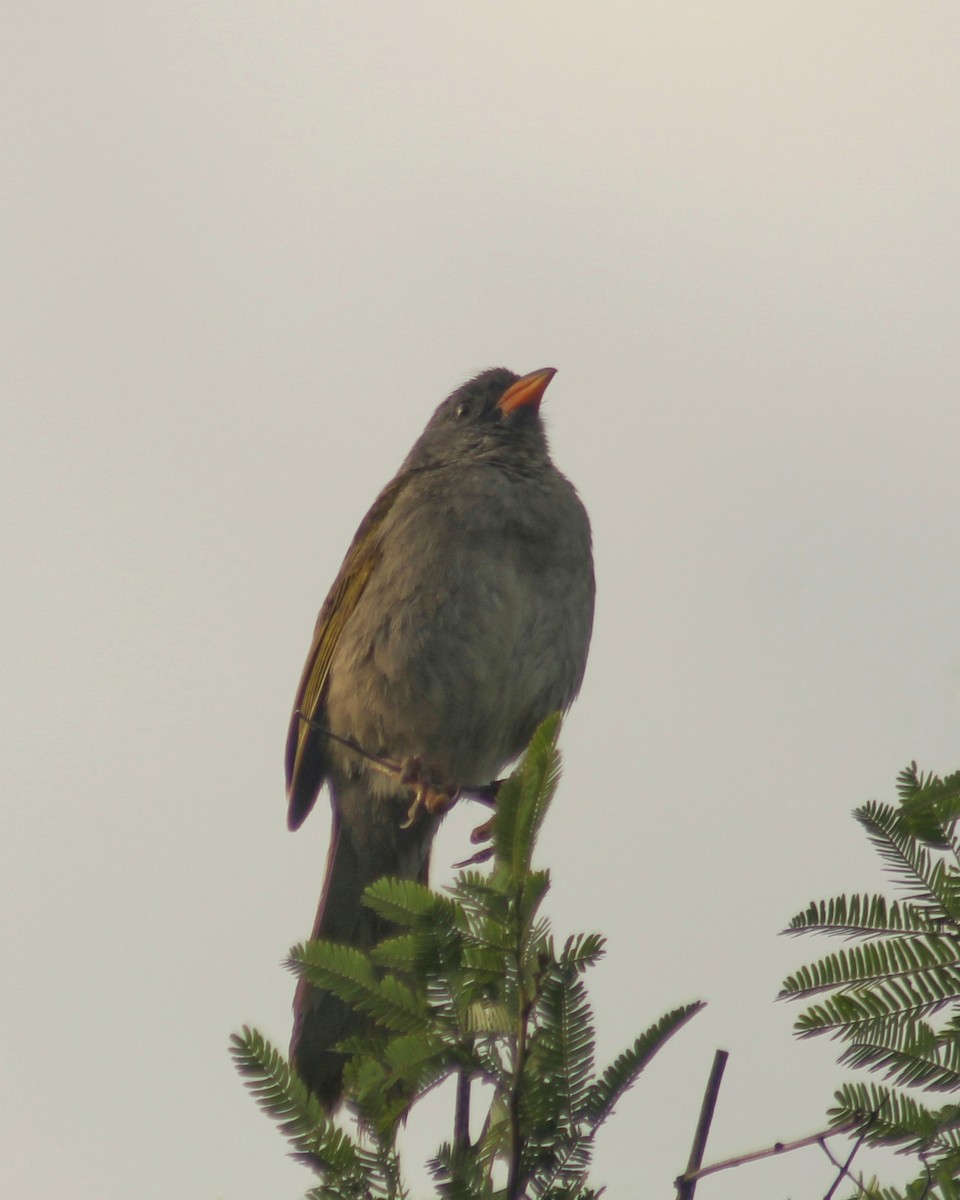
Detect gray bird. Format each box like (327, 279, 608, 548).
(285, 366, 594, 1107)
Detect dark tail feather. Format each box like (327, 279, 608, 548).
(289, 818, 390, 1108)
(290, 783, 439, 1110)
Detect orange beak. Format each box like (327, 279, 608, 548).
(497, 367, 557, 415)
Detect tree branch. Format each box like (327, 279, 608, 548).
(454, 1067, 471, 1155)
(676, 1048, 728, 1200)
(678, 1120, 860, 1188)
(822, 1124, 869, 1200)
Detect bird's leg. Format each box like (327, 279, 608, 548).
(295, 713, 460, 825)
(461, 779, 503, 809)
(398, 772, 505, 830)
(470, 814, 495, 843)
(296, 712, 498, 832)
(449, 779, 506, 867)
(397, 757, 461, 828)
(452, 845, 495, 868)
(458, 778, 503, 844)
(448, 815, 498, 867)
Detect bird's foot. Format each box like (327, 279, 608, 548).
(449, 811, 499, 868)
(462, 778, 504, 809)
(397, 757, 460, 828)
(471, 814, 495, 843)
(452, 845, 495, 868)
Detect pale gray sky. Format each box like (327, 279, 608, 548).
(4, 3, 959, 1197)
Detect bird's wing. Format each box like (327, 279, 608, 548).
(285, 473, 411, 830)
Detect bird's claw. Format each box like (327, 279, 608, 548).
(397, 757, 460, 828)
(449, 814, 497, 868)
(452, 846, 495, 868)
(470, 815, 495, 843)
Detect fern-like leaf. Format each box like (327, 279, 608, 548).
(838, 1021, 960, 1092)
(897, 762, 960, 845)
(290, 941, 430, 1034)
(855, 803, 958, 919)
(560, 933, 606, 974)
(363, 876, 456, 927)
(829, 1080, 960, 1153)
(494, 712, 563, 877)
(784, 894, 938, 938)
(780, 936, 960, 1001)
(528, 965, 596, 1127)
(582, 1002, 704, 1128)
(229, 1027, 369, 1190)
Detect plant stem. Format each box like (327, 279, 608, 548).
(454, 1068, 471, 1154)
(676, 1048, 728, 1200)
(822, 1125, 869, 1200)
(679, 1120, 860, 1186)
(506, 1004, 528, 1200)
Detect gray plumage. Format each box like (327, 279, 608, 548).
(285, 366, 594, 1106)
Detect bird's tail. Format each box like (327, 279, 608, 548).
(290, 792, 435, 1109)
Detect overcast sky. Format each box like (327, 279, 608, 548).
(4, 3, 959, 1197)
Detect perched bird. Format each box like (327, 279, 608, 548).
(285, 366, 594, 1107)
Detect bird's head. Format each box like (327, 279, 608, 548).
(403, 367, 556, 471)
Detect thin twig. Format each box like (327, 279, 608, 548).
(679, 1120, 861, 1186)
(294, 713, 401, 776)
(676, 1049, 728, 1200)
(506, 997, 530, 1200)
(295, 712, 502, 805)
(454, 1068, 471, 1156)
(822, 1123, 869, 1200)
(819, 1133, 864, 1193)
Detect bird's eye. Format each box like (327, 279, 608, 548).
(455, 399, 471, 419)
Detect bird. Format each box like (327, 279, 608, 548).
(285, 366, 595, 1107)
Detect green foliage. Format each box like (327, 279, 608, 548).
(229, 1025, 400, 1198)
(782, 763, 960, 1198)
(234, 714, 703, 1198)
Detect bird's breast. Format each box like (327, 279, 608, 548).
(324, 465, 593, 790)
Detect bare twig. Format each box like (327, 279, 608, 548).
(822, 1122, 869, 1200)
(295, 712, 502, 805)
(454, 1069, 471, 1156)
(676, 1049, 728, 1200)
(679, 1120, 861, 1187)
(506, 996, 531, 1200)
(294, 713, 402, 777)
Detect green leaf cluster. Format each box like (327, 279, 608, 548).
(782, 763, 960, 1197)
(233, 714, 703, 1198)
